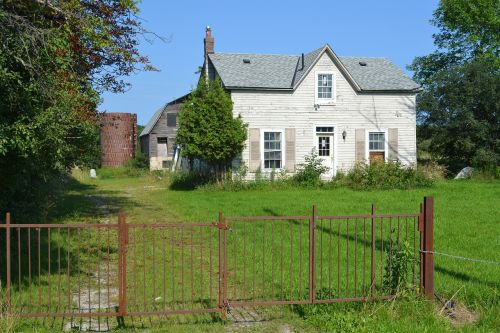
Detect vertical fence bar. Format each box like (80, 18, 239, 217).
(371, 204, 376, 296)
(217, 211, 224, 313)
(422, 197, 434, 299)
(6, 212, 11, 313)
(419, 203, 424, 293)
(118, 213, 128, 317)
(223, 216, 228, 312)
(309, 205, 317, 303)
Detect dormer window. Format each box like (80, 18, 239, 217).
(315, 71, 336, 104)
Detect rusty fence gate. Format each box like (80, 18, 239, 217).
(0, 197, 434, 319)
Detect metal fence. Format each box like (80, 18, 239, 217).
(0, 197, 434, 319)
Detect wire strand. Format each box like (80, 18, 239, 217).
(420, 250, 500, 265)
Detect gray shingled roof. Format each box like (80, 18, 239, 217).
(208, 45, 419, 92)
(140, 105, 164, 137)
(208, 53, 298, 89)
(292, 46, 324, 86)
(339, 57, 420, 91)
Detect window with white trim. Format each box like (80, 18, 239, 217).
(263, 132, 282, 169)
(369, 132, 385, 151)
(317, 73, 333, 99)
(368, 132, 386, 163)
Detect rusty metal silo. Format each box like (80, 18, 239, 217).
(100, 112, 137, 167)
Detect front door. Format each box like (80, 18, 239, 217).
(315, 126, 334, 178)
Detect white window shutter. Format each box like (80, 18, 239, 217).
(388, 128, 399, 161)
(249, 128, 260, 172)
(285, 128, 296, 172)
(355, 129, 365, 162)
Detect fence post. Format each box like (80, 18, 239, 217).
(6, 212, 11, 313)
(422, 196, 434, 299)
(309, 205, 317, 303)
(117, 213, 128, 320)
(223, 214, 228, 314)
(370, 204, 376, 296)
(419, 203, 424, 293)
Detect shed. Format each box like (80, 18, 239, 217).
(140, 94, 188, 170)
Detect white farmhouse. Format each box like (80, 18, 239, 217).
(143, 27, 420, 176)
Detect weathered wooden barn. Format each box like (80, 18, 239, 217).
(139, 95, 187, 170)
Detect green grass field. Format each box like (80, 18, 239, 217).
(6, 170, 500, 332)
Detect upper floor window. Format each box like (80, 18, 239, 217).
(316, 72, 335, 103)
(167, 113, 177, 127)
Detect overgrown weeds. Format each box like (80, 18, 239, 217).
(383, 238, 415, 295)
(418, 161, 448, 180)
(169, 160, 435, 192)
(334, 162, 434, 190)
(0, 290, 18, 333)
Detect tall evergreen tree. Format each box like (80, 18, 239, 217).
(176, 77, 247, 178)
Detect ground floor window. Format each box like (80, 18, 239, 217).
(368, 132, 385, 164)
(263, 131, 282, 169)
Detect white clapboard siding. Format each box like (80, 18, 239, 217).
(232, 52, 417, 177)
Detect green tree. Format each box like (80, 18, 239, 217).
(410, 0, 499, 170)
(176, 77, 247, 179)
(0, 0, 156, 217)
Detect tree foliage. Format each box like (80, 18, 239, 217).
(410, 0, 499, 170)
(417, 61, 499, 168)
(176, 77, 247, 178)
(0, 0, 155, 217)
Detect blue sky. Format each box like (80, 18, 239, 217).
(99, 0, 439, 125)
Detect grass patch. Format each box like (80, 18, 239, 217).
(3, 169, 498, 332)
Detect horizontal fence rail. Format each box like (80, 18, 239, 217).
(0, 196, 434, 320)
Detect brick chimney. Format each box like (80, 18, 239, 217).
(203, 26, 214, 79)
(204, 26, 214, 56)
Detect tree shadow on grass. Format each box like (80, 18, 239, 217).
(46, 176, 141, 223)
(262, 207, 499, 293)
(0, 173, 141, 309)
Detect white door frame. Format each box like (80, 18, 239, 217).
(312, 124, 337, 177)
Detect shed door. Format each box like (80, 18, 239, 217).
(157, 137, 168, 157)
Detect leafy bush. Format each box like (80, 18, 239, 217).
(383, 239, 415, 294)
(124, 151, 149, 170)
(334, 162, 434, 190)
(119, 151, 149, 177)
(169, 171, 213, 190)
(292, 149, 330, 186)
